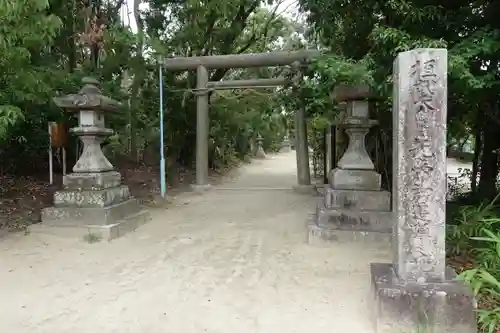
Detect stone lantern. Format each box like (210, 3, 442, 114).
(36, 77, 149, 241)
(255, 133, 266, 159)
(280, 132, 291, 153)
(308, 84, 391, 244)
(329, 84, 381, 190)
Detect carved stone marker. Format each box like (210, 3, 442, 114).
(308, 84, 391, 243)
(370, 49, 476, 333)
(35, 77, 150, 241)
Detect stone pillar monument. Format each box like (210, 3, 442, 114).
(308, 84, 391, 243)
(370, 49, 476, 333)
(35, 77, 150, 241)
(255, 133, 267, 159)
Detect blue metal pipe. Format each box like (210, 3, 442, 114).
(159, 60, 167, 198)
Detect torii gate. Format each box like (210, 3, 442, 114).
(159, 50, 320, 193)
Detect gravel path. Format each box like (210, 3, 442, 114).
(0, 151, 390, 333)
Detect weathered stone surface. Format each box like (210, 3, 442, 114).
(280, 145, 291, 153)
(38, 78, 150, 241)
(312, 83, 389, 244)
(53, 185, 130, 207)
(347, 100, 369, 118)
(332, 83, 375, 102)
(255, 133, 266, 159)
(335, 129, 374, 170)
(371, 263, 476, 333)
(324, 188, 390, 211)
(316, 202, 391, 232)
(309, 195, 391, 245)
(330, 168, 381, 191)
(32, 210, 150, 241)
(52, 77, 122, 113)
(280, 136, 291, 153)
(41, 198, 143, 226)
(308, 214, 390, 244)
(370, 48, 475, 333)
(255, 146, 266, 159)
(72, 129, 114, 173)
(54, 78, 117, 174)
(63, 171, 122, 190)
(393, 48, 448, 283)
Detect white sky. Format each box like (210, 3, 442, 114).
(121, 0, 301, 33)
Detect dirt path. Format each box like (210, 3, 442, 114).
(0, 151, 389, 333)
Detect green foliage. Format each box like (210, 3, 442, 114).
(299, 0, 500, 199)
(280, 53, 375, 167)
(448, 193, 500, 332)
(0, 0, 62, 142)
(447, 193, 500, 256)
(0, 106, 23, 141)
(458, 224, 500, 333)
(0, 0, 303, 177)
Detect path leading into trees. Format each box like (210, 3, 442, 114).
(0, 151, 390, 333)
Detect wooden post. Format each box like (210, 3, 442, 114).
(295, 107, 311, 186)
(207, 78, 287, 89)
(162, 50, 320, 71)
(195, 65, 210, 188)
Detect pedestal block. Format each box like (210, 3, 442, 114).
(370, 263, 477, 333)
(323, 188, 390, 210)
(308, 188, 392, 243)
(37, 172, 150, 241)
(330, 168, 382, 191)
(63, 171, 122, 189)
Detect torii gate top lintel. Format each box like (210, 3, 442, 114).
(161, 49, 320, 71)
(155, 49, 318, 194)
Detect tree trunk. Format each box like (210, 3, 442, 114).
(128, 0, 144, 162)
(478, 107, 499, 201)
(471, 109, 483, 195)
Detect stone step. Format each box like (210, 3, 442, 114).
(324, 188, 390, 211)
(41, 198, 142, 226)
(316, 204, 392, 232)
(30, 209, 150, 241)
(63, 171, 122, 190)
(53, 185, 131, 208)
(307, 214, 391, 244)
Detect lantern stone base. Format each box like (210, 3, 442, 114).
(36, 202, 150, 241)
(330, 167, 382, 191)
(370, 263, 477, 333)
(323, 187, 390, 209)
(280, 141, 291, 153)
(308, 188, 391, 244)
(35, 171, 150, 241)
(255, 147, 266, 159)
(62, 171, 122, 189)
(280, 136, 291, 153)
